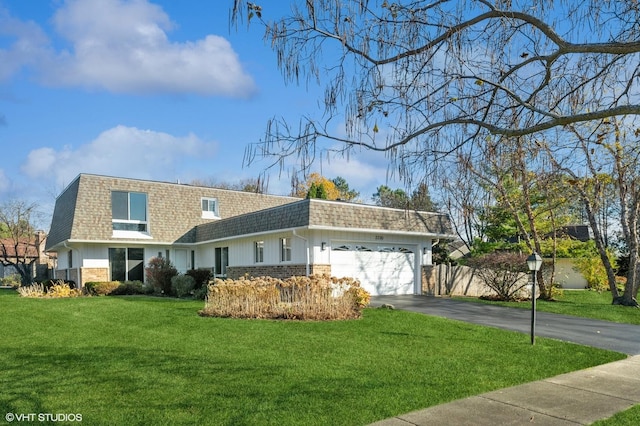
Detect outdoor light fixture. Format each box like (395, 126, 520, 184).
(321, 242, 327, 251)
(526, 252, 543, 345)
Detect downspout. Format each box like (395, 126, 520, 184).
(292, 229, 310, 276)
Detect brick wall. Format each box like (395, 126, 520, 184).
(81, 267, 109, 286)
(227, 264, 332, 280)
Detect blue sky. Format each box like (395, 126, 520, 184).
(0, 0, 398, 226)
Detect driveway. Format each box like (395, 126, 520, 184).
(371, 295, 640, 355)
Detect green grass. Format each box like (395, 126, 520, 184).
(593, 405, 640, 426)
(454, 290, 640, 324)
(0, 289, 625, 425)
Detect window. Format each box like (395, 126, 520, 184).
(215, 247, 228, 277)
(67, 250, 73, 268)
(109, 248, 144, 282)
(280, 237, 291, 262)
(254, 241, 264, 263)
(201, 198, 219, 219)
(112, 191, 148, 233)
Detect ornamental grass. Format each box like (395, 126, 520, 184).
(17, 282, 82, 298)
(200, 274, 370, 320)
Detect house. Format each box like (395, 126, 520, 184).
(45, 174, 454, 296)
(1, 231, 54, 281)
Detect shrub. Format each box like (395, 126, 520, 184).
(574, 252, 616, 292)
(145, 257, 178, 295)
(466, 252, 530, 301)
(40, 279, 76, 291)
(47, 283, 83, 298)
(200, 274, 369, 320)
(193, 285, 208, 300)
(186, 269, 212, 290)
(171, 274, 196, 298)
(85, 281, 121, 296)
(110, 280, 146, 295)
(1, 274, 22, 288)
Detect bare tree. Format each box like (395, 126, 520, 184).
(230, 1, 640, 303)
(190, 177, 268, 193)
(232, 0, 640, 178)
(0, 200, 42, 285)
(540, 120, 640, 306)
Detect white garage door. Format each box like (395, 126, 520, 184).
(330, 244, 416, 296)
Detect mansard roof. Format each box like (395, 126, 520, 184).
(46, 174, 298, 250)
(195, 198, 454, 242)
(47, 174, 454, 251)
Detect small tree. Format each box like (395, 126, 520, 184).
(466, 252, 530, 301)
(145, 257, 177, 295)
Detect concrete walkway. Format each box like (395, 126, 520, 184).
(368, 296, 640, 425)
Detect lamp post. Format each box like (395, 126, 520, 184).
(526, 252, 543, 345)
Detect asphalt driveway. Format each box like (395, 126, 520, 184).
(371, 295, 640, 355)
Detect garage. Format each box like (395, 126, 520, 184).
(330, 243, 417, 296)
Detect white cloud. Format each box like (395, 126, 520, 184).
(0, 169, 10, 193)
(21, 125, 218, 188)
(0, 1, 256, 97)
(0, 7, 52, 82)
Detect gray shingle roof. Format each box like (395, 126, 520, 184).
(46, 174, 299, 250)
(195, 198, 454, 242)
(47, 174, 454, 251)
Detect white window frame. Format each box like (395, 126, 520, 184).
(280, 237, 292, 262)
(201, 197, 220, 219)
(255, 241, 264, 263)
(112, 191, 150, 238)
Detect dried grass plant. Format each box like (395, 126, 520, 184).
(17, 283, 46, 298)
(17, 281, 82, 298)
(200, 274, 370, 320)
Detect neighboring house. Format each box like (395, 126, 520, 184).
(45, 174, 454, 296)
(0, 231, 54, 281)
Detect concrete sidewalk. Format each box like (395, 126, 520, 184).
(370, 355, 640, 425)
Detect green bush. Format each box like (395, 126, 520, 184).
(574, 253, 616, 292)
(145, 257, 178, 295)
(1, 274, 22, 288)
(193, 285, 208, 300)
(171, 274, 196, 298)
(110, 280, 146, 295)
(85, 281, 121, 296)
(186, 268, 212, 290)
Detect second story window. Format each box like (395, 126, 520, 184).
(112, 191, 148, 233)
(201, 198, 219, 219)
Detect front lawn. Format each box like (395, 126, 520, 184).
(455, 290, 640, 324)
(0, 290, 625, 425)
